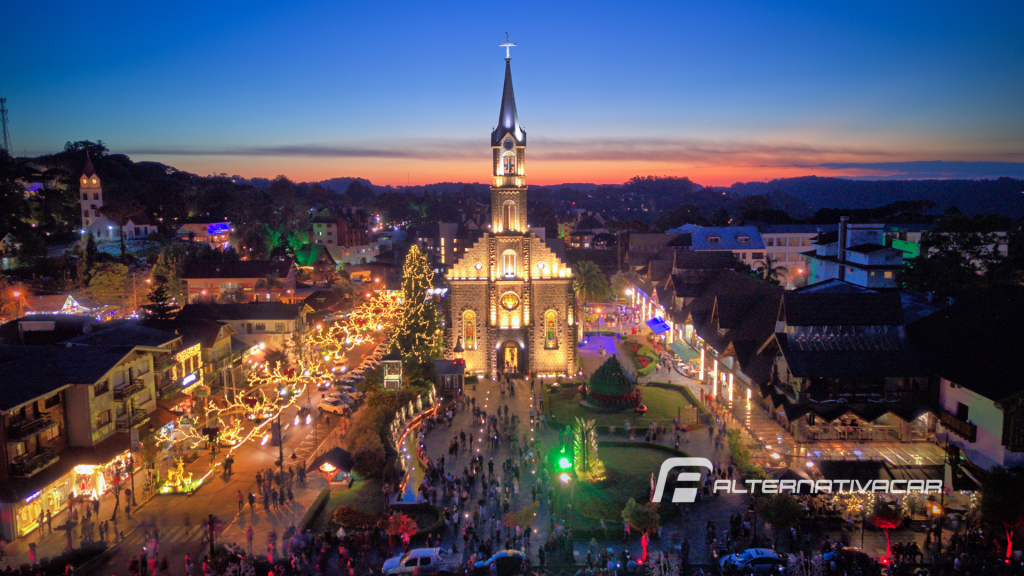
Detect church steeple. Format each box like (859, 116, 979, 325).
(491, 52, 526, 146)
(490, 36, 528, 234)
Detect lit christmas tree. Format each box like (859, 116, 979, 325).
(388, 245, 442, 365)
(573, 417, 605, 481)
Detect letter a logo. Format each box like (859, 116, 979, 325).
(652, 458, 714, 503)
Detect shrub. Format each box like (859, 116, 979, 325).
(333, 505, 382, 528)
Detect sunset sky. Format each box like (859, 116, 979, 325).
(5, 1, 1024, 186)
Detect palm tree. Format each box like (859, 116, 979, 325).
(573, 260, 611, 308)
(754, 256, 790, 286)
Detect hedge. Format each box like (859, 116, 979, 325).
(298, 488, 331, 531)
(390, 502, 446, 536)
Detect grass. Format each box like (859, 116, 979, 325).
(313, 477, 386, 532)
(556, 444, 687, 531)
(546, 385, 695, 430)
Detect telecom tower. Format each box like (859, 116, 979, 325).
(0, 95, 11, 155)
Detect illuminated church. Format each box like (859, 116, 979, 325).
(444, 48, 578, 377)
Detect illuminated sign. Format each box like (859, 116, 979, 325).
(25, 491, 41, 503)
(182, 373, 197, 386)
(207, 223, 231, 235)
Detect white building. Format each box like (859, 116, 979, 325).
(79, 155, 157, 243)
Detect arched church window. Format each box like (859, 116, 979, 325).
(463, 310, 476, 350)
(544, 310, 558, 349)
(502, 200, 517, 232)
(503, 152, 516, 176)
(502, 249, 516, 278)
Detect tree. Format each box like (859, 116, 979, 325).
(572, 260, 610, 306)
(153, 243, 190, 304)
(653, 203, 707, 232)
(87, 262, 130, 305)
(384, 512, 418, 549)
(255, 272, 283, 299)
(621, 498, 660, 563)
(99, 198, 145, 259)
(77, 233, 98, 287)
(756, 493, 803, 550)
(572, 417, 605, 481)
(981, 466, 1024, 559)
(868, 502, 906, 562)
(899, 212, 1017, 300)
(142, 280, 179, 320)
(754, 256, 790, 286)
(609, 271, 629, 299)
(388, 245, 442, 365)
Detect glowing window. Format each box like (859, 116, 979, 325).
(503, 153, 516, 175)
(544, 310, 558, 349)
(502, 201, 516, 232)
(502, 250, 516, 277)
(463, 310, 476, 350)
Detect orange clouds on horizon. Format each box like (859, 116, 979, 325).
(139, 154, 893, 188)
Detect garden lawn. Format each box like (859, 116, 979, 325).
(314, 477, 386, 532)
(557, 445, 684, 531)
(546, 385, 695, 430)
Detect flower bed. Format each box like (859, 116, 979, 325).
(624, 340, 659, 376)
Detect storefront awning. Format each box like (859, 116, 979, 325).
(646, 317, 670, 335)
(668, 341, 699, 361)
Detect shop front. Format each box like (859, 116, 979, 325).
(7, 469, 75, 540)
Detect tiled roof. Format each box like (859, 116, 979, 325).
(177, 302, 302, 321)
(0, 344, 138, 409)
(777, 337, 921, 378)
(142, 318, 229, 348)
(664, 225, 766, 251)
(907, 285, 1024, 402)
(182, 260, 292, 280)
(65, 324, 180, 347)
(783, 292, 904, 326)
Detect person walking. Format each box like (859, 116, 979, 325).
(248, 491, 256, 513)
(237, 490, 244, 513)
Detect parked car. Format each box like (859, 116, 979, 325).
(382, 548, 456, 575)
(317, 398, 349, 415)
(473, 550, 526, 575)
(720, 549, 787, 575)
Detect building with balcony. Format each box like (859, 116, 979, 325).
(182, 260, 296, 303)
(0, 343, 158, 541)
(175, 302, 305, 353)
(176, 221, 234, 250)
(802, 218, 907, 289)
(309, 208, 378, 266)
(908, 285, 1024, 470)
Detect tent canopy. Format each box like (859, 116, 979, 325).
(668, 341, 699, 361)
(646, 317, 670, 335)
(306, 446, 354, 474)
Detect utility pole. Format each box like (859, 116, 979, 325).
(0, 96, 11, 155)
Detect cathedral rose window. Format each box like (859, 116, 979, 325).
(500, 292, 520, 311)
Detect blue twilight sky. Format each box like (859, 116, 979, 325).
(3, 0, 1023, 186)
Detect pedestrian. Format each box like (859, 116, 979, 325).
(237, 489, 244, 513)
(45, 509, 52, 534)
(248, 491, 256, 513)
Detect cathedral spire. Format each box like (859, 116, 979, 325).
(83, 150, 96, 177)
(491, 40, 526, 146)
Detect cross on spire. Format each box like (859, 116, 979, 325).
(499, 32, 516, 61)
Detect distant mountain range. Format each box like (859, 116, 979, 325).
(296, 174, 1024, 218)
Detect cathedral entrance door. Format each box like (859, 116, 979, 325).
(501, 341, 520, 375)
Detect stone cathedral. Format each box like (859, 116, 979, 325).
(444, 51, 578, 377)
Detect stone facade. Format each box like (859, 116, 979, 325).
(444, 57, 577, 377)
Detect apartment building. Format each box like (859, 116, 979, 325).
(182, 260, 296, 303)
(175, 302, 305, 353)
(0, 344, 158, 541)
(309, 208, 378, 266)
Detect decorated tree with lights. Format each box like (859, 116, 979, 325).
(388, 245, 441, 366)
(573, 417, 605, 481)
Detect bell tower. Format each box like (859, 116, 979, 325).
(79, 152, 103, 232)
(490, 40, 528, 234)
